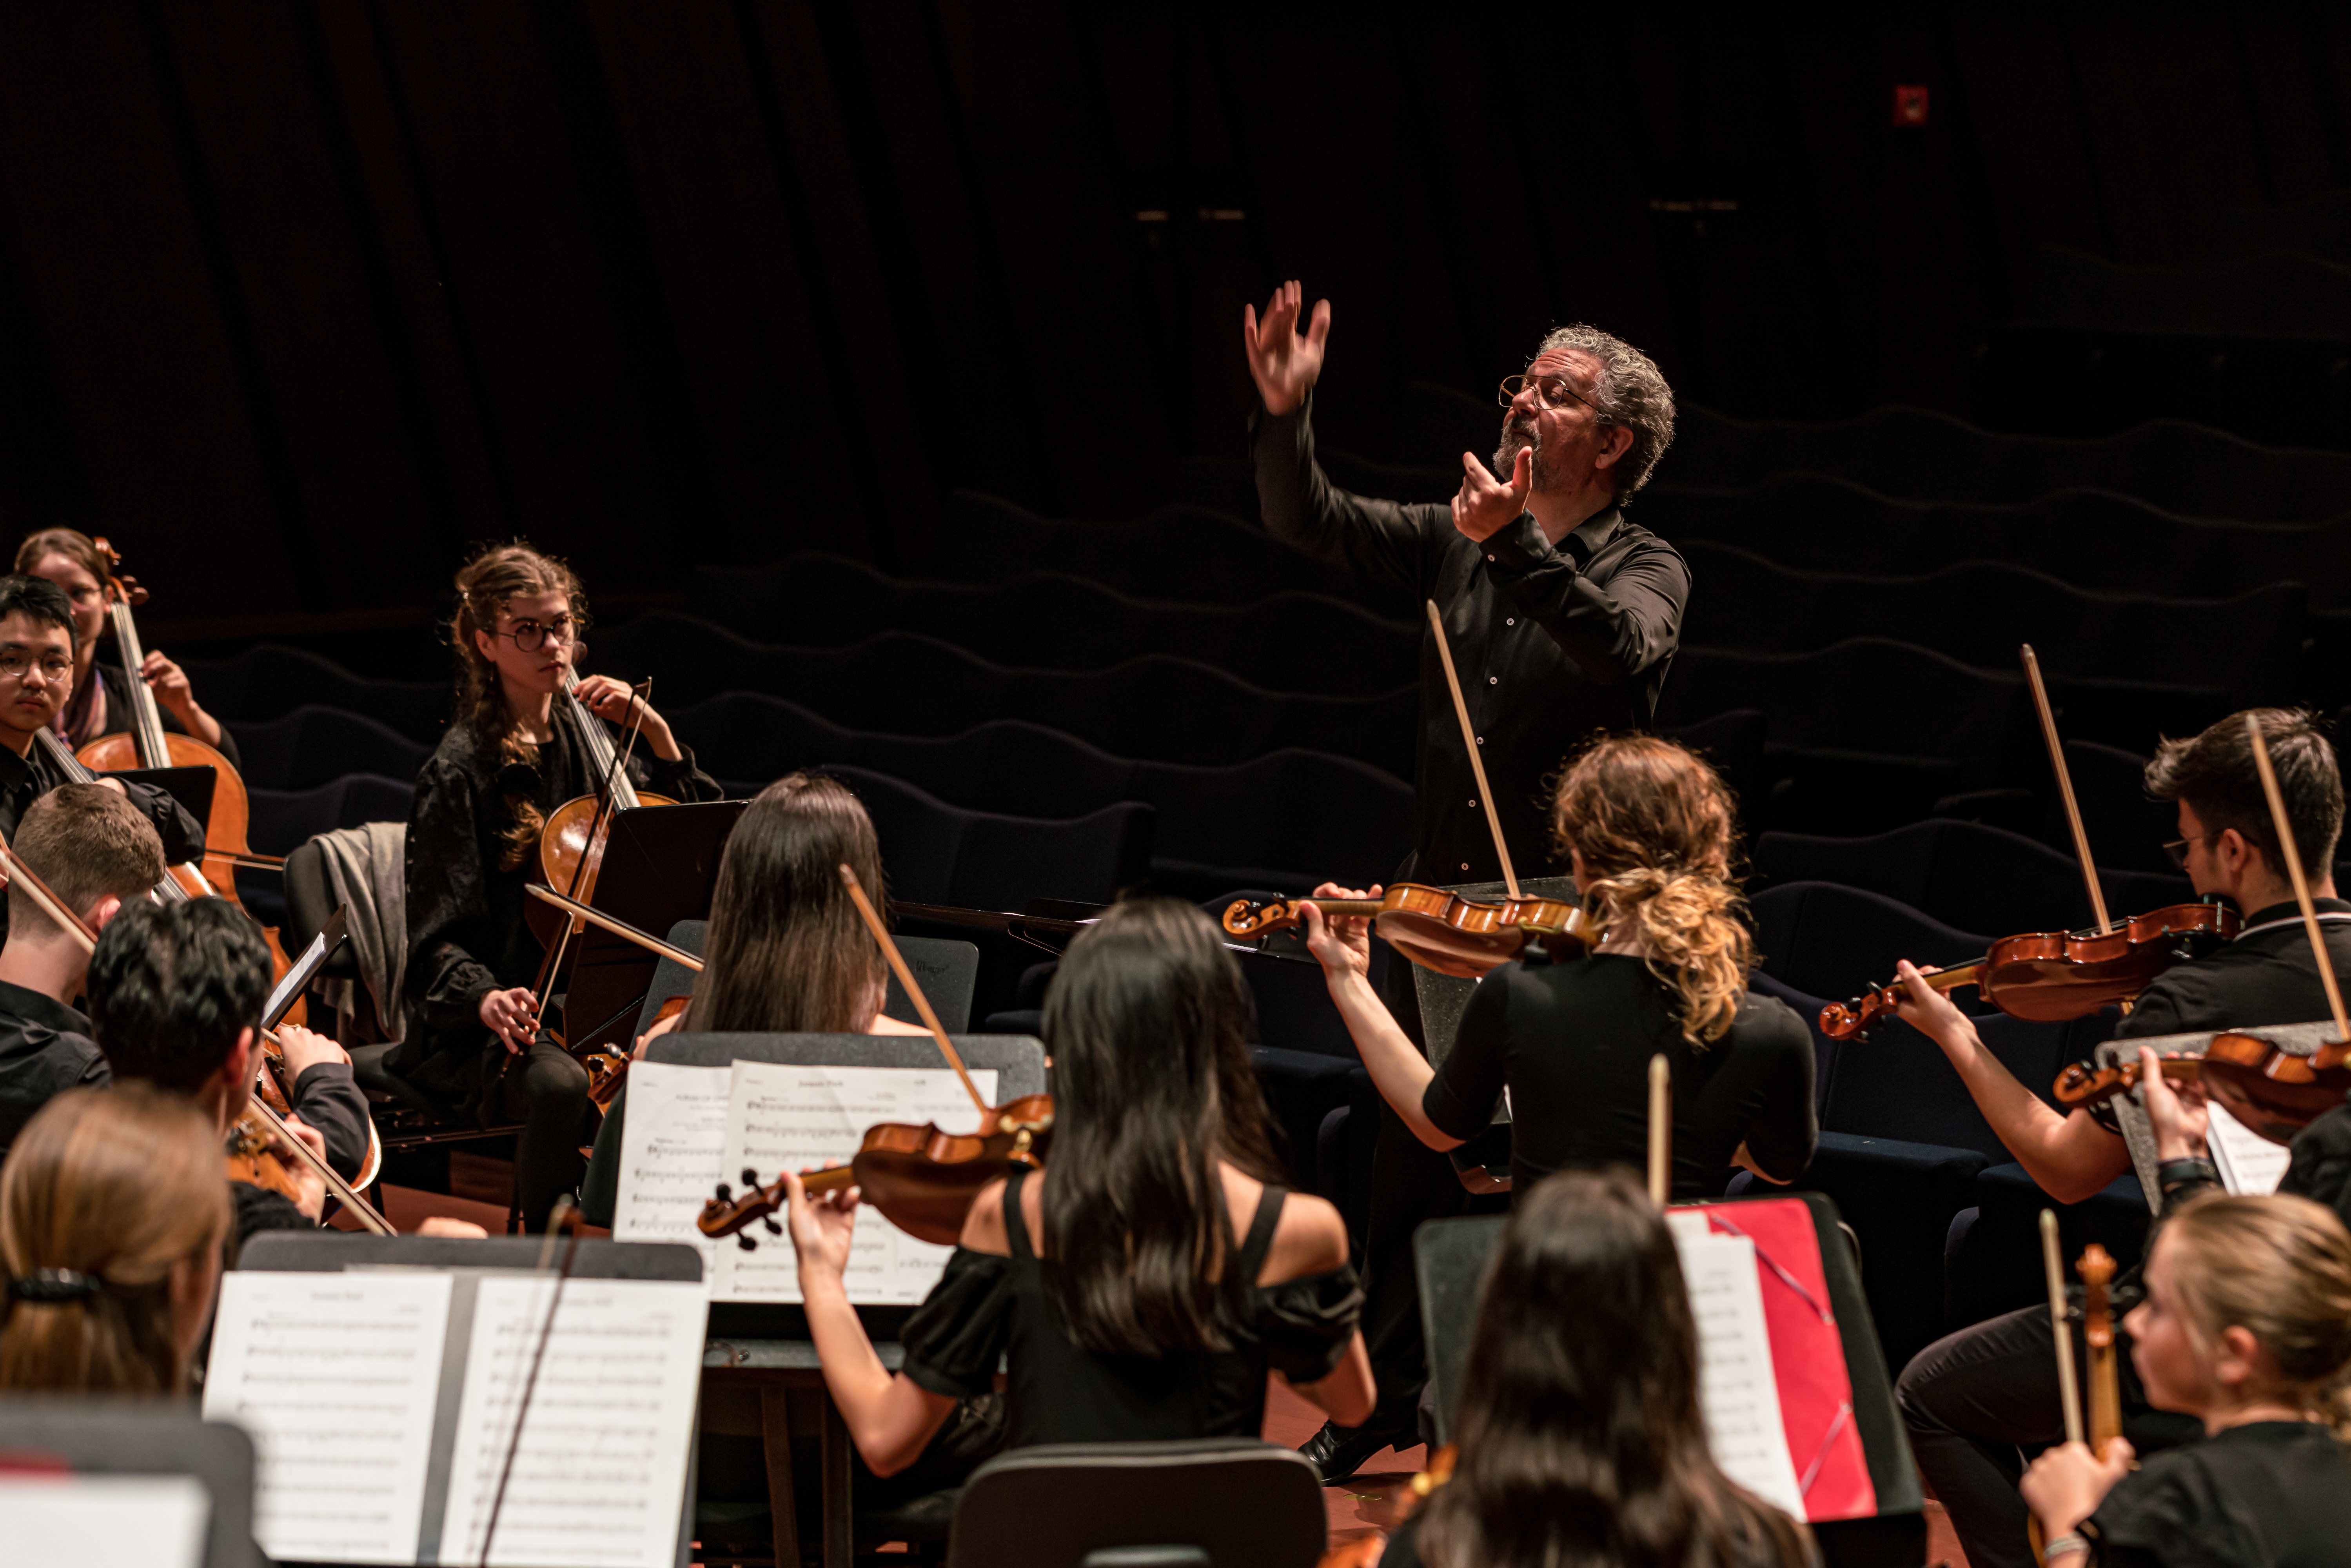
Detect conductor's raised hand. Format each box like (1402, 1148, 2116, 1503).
(1451, 446, 1533, 543)
(1242, 280, 1330, 416)
(1301, 882, 1378, 985)
(783, 1167, 860, 1287)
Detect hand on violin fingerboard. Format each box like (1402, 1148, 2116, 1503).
(2137, 1044, 2211, 1161)
(1300, 882, 1378, 982)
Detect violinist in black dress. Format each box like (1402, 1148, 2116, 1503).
(1244, 281, 1688, 1475)
(390, 545, 719, 1229)
(780, 900, 1371, 1468)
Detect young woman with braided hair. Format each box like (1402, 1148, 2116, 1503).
(1302, 734, 1815, 1198)
(391, 543, 719, 1228)
(2020, 1192, 2351, 1566)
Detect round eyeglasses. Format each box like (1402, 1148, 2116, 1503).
(1498, 374, 1607, 416)
(489, 615, 581, 653)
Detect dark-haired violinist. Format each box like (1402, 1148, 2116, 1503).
(1898, 708, 2351, 1568)
(1245, 281, 1690, 1478)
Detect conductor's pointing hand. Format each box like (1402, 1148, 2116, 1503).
(1243, 280, 1329, 416)
(1451, 447, 1534, 543)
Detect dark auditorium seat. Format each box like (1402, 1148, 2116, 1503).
(227, 704, 432, 791)
(1640, 475, 2351, 609)
(820, 766, 1152, 911)
(931, 491, 1416, 618)
(690, 555, 1416, 697)
(1752, 821, 2194, 939)
(1679, 542, 2306, 710)
(248, 774, 416, 857)
(1748, 880, 1990, 1007)
(1657, 402, 2351, 520)
(591, 615, 1420, 777)
(178, 646, 447, 739)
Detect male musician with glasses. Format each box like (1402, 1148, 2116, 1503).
(1892, 707, 2351, 1568)
(1243, 281, 1687, 1479)
(0, 575, 203, 938)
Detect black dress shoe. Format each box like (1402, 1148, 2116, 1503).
(1298, 1419, 1406, 1485)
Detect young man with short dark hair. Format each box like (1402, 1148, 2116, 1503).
(0, 574, 203, 945)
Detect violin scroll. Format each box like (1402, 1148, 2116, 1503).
(2051, 1053, 2202, 1112)
(699, 1165, 853, 1249)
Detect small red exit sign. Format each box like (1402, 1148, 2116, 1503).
(1893, 85, 1929, 126)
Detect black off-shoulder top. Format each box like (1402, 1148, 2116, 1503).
(899, 1166, 1362, 1446)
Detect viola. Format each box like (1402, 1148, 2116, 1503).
(1817, 900, 2240, 1041)
(72, 538, 267, 915)
(2193, 1032, 2351, 1146)
(523, 667, 677, 950)
(697, 864, 1055, 1250)
(1221, 883, 1602, 979)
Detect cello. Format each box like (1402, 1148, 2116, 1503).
(697, 864, 1054, 1249)
(71, 538, 270, 911)
(522, 668, 676, 951)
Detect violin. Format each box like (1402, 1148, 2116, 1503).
(225, 1112, 312, 1207)
(1817, 900, 2241, 1041)
(697, 864, 1054, 1250)
(522, 667, 676, 950)
(1222, 884, 1603, 979)
(72, 538, 268, 915)
(2052, 1051, 2204, 1112)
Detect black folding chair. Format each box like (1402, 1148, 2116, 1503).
(944, 1439, 1325, 1568)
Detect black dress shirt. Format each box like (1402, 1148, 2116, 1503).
(2113, 900, 2351, 1040)
(394, 705, 721, 1108)
(2086, 1419, 2351, 1566)
(1253, 392, 1690, 883)
(0, 978, 104, 1159)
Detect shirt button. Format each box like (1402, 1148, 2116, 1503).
(1488, 675, 1498, 685)
(1469, 799, 1478, 808)
(1485, 553, 1495, 562)
(1476, 736, 1484, 745)
(1461, 862, 1472, 871)
(1506, 617, 1516, 626)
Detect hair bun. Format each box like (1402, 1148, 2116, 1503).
(8, 1267, 100, 1303)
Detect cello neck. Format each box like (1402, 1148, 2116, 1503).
(559, 668, 642, 812)
(107, 597, 171, 769)
(32, 728, 190, 906)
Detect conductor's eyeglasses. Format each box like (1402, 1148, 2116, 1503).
(492, 615, 580, 653)
(1498, 374, 1607, 416)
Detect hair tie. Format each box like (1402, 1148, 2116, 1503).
(8, 1268, 100, 1303)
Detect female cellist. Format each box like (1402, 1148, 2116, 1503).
(779, 898, 1372, 1473)
(15, 528, 238, 767)
(391, 543, 718, 1230)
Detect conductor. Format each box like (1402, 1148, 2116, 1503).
(1244, 281, 1690, 1478)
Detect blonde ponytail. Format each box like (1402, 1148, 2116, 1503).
(1553, 736, 1751, 1047)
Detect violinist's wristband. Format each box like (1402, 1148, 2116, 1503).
(2040, 1533, 2088, 1563)
(2157, 1156, 2218, 1198)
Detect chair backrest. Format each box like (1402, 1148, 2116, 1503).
(944, 1439, 1326, 1568)
(828, 765, 1154, 908)
(1748, 880, 1990, 1004)
(0, 1398, 258, 1568)
(628, 921, 981, 1041)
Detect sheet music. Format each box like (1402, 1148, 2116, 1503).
(2209, 1101, 2291, 1194)
(2, 1474, 211, 1568)
(436, 1276, 705, 1568)
(1672, 1227, 1808, 1520)
(709, 1060, 998, 1305)
(610, 1061, 734, 1274)
(201, 1270, 453, 1564)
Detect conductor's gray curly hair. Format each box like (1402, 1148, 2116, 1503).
(1532, 325, 1676, 501)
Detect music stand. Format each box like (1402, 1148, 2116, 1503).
(646, 1029, 1047, 1341)
(554, 800, 748, 1059)
(0, 1397, 256, 1568)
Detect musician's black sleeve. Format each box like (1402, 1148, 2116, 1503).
(289, 1062, 371, 1183)
(119, 779, 206, 865)
(1251, 390, 1450, 592)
